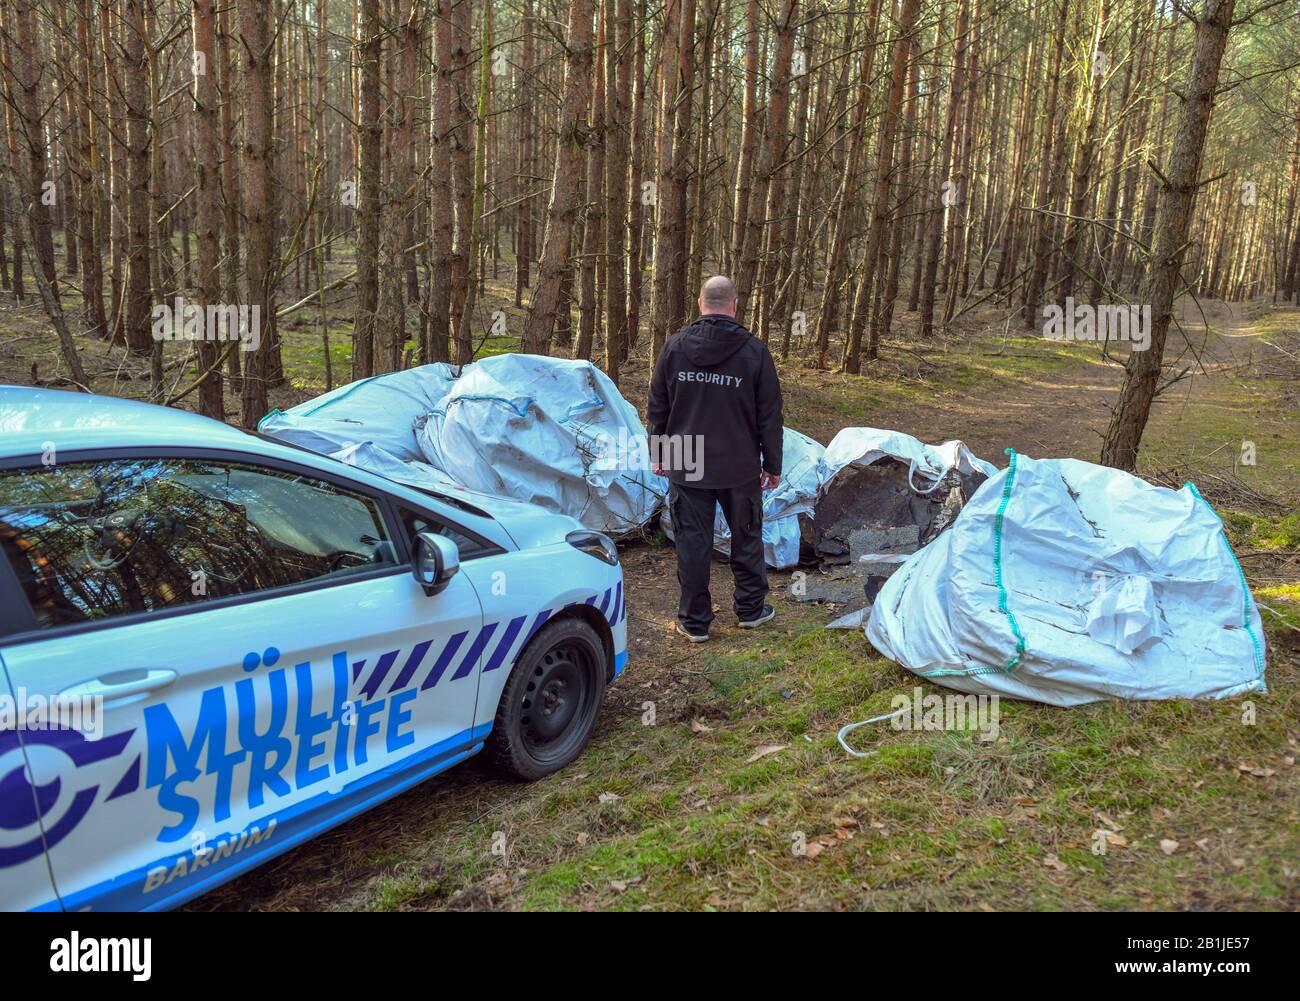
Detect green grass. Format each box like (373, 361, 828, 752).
(329, 600, 1298, 912)
(936, 334, 1103, 391)
(1223, 511, 1300, 551)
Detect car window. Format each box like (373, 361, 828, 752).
(399, 506, 502, 561)
(0, 457, 399, 630)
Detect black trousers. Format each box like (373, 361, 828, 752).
(670, 479, 768, 631)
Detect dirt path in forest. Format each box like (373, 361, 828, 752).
(868, 301, 1297, 474)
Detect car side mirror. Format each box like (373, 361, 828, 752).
(414, 531, 460, 596)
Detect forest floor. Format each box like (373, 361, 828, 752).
(3, 270, 1299, 910)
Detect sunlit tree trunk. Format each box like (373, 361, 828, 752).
(1101, 0, 1236, 471)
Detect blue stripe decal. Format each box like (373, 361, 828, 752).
(483, 615, 526, 673)
(613, 650, 628, 678)
(420, 631, 468, 691)
(106, 755, 141, 801)
(451, 622, 498, 680)
(521, 609, 552, 648)
(612, 582, 624, 624)
(359, 649, 400, 700)
(387, 639, 433, 694)
(597, 588, 612, 615)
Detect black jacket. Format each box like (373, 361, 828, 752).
(647, 313, 783, 488)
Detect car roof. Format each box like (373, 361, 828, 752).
(0, 384, 253, 456)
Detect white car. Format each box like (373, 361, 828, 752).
(0, 386, 627, 911)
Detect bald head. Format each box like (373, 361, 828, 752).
(699, 276, 739, 317)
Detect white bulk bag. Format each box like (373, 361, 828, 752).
(416, 353, 665, 537)
(820, 426, 998, 492)
(866, 451, 1267, 706)
(259, 363, 460, 461)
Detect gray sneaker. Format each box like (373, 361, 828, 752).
(738, 604, 775, 628)
(676, 621, 710, 643)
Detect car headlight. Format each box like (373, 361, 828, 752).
(565, 530, 619, 566)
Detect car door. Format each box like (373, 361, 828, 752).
(0, 451, 484, 911)
(0, 655, 62, 911)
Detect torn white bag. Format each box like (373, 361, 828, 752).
(865, 452, 1267, 706)
(416, 353, 666, 537)
(820, 426, 999, 491)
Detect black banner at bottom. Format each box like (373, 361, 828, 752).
(0, 909, 1285, 989)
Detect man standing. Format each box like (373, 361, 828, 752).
(648, 276, 784, 642)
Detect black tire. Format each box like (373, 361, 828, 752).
(485, 617, 607, 781)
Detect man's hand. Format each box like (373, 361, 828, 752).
(760, 471, 781, 490)
(652, 464, 665, 477)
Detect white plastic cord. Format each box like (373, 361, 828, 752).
(906, 457, 951, 495)
(837, 707, 909, 758)
(839, 458, 953, 755)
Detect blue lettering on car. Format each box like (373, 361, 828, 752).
(2, 591, 627, 870)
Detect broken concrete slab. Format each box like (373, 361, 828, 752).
(787, 569, 865, 606)
(812, 458, 987, 568)
(848, 525, 919, 565)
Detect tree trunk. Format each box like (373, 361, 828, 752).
(123, 0, 154, 355)
(218, 0, 242, 388)
(192, 0, 224, 418)
(237, 0, 276, 427)
(521, 0, 594, 354)
(429, 0, 455, 364)
(10, 0, 58, 294)
(576, 3, 606, 362)
(75, 0, 106, 338)
(729, 0, 760, 273)
(353, 0, 380, 378)
(453, 1, 490, 364)
(1100, 0, 1236, 471)
(448, 0, 474, 362)
(603, 0, 631, 383)
(624, 1, 646, 357)
(515, 0, 535, 307)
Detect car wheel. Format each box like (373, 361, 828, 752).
(486, 618, 607, 781)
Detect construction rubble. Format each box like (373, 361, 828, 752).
(263, 356, 1267, 705)
(790, 429, 997, 625)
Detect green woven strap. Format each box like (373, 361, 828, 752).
(994, 448, 1028, 670)
(918, 446, 1026, 679)
(1185, 481, 1266, 677)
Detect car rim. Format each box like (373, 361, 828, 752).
(519, 639, 597, 765)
